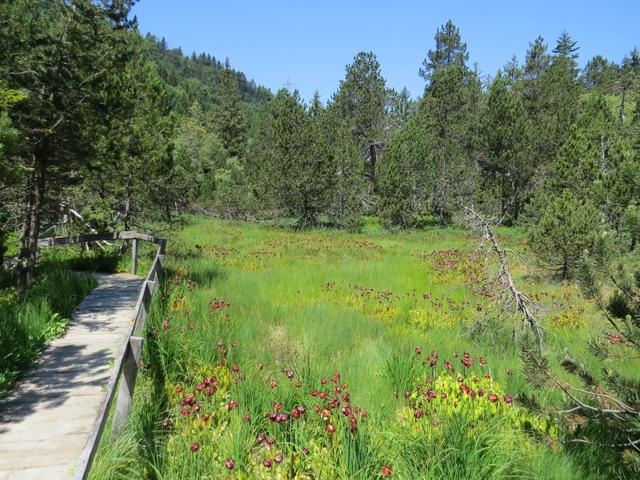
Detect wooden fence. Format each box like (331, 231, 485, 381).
(38, 231, 166, 479)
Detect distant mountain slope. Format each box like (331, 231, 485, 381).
(143, 34, 272, 109)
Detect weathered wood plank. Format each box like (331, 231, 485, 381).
(110, 336, 143, 438)
(38, 230, 165, 248)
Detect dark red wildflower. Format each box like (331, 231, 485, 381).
(191, 442, 200, 452)
(225, 458, 235, 470)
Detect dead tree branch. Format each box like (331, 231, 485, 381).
(464, 205, 545, 350)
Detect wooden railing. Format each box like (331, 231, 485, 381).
(37, 231, 166, 479)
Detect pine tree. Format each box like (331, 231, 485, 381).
(387, 87, 415, 125)
(523, 36, 551, 81)
(528, 190, 602, 279)
(553, 31, 580, 59)
(256, 90, 330, 226)
(479, 73, 531, 222)
(325, 119, 364, 230)
(518, 35, 581, 194)
(582, 55, 617, 92)
(377, 118, 429, 227)
(173, 102, 227, 206)
(418, 63, 481, 223)
(0, 0, 138, 289)
(309, 90, 324, 118)
(550, 94, 619, 202)
(419, 20, 469, 82)
(213, 68, 248, 158)
(332, 52, 387, 189)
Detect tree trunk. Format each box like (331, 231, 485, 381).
(367, 143, 377, 187)
(619, 90, 626, 125)
(18, 155, 46, 293)
(562, 256, 570, 280)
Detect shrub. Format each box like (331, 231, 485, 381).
(527, 190, 602, 279)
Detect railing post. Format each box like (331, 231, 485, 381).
(131, 238, 138, 275)
(110, 336, 143, 438)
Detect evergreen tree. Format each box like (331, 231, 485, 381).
(553, 31, 580, 59)
(325, 119, 364, 230)
(527, 190, 602, 279)
(212, 157, 253, 219)
(387, 87, 416, 125)
(419, 20, 469, 82)
(79, 51, 176, 228)
(255, 90, 330, 226)
(618, 48, 640, 124)
(332, 52, 387, 189)
(550, 94, 620, 201)
(519, 35, 581, 194)
(523, 36, 551, 81)
(0, 0, 138, 289)
(213, 68, 248, 158)
(582, 55, 617, 92)
(378, 118, 429, 227)
(309, 90, 324, 118)
(173, 102, 227, 207)
(479, 73, 531, 222)
(418, 63, 481, 223)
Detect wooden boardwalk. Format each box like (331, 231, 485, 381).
(0, 273, 144, 480)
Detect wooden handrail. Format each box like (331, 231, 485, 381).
(37, 230, 165, 248)
(38, 231, 166, 480)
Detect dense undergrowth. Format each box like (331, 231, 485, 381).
(90, 217, 638, 479)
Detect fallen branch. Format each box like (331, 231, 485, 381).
(464, 205, 545, 350)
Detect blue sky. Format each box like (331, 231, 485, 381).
(133, 0, 639, 102)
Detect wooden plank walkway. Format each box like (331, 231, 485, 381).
(0, 273, 144, 480)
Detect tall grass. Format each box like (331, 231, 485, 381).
(90, 217, 628, 479)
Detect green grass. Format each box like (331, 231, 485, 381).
(0, 268, 96, 397)
(91, 216, 637, 479)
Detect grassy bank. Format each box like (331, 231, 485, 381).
(91, 217, 635, 479)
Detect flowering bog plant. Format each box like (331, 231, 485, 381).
(398, 350, 557, 439)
